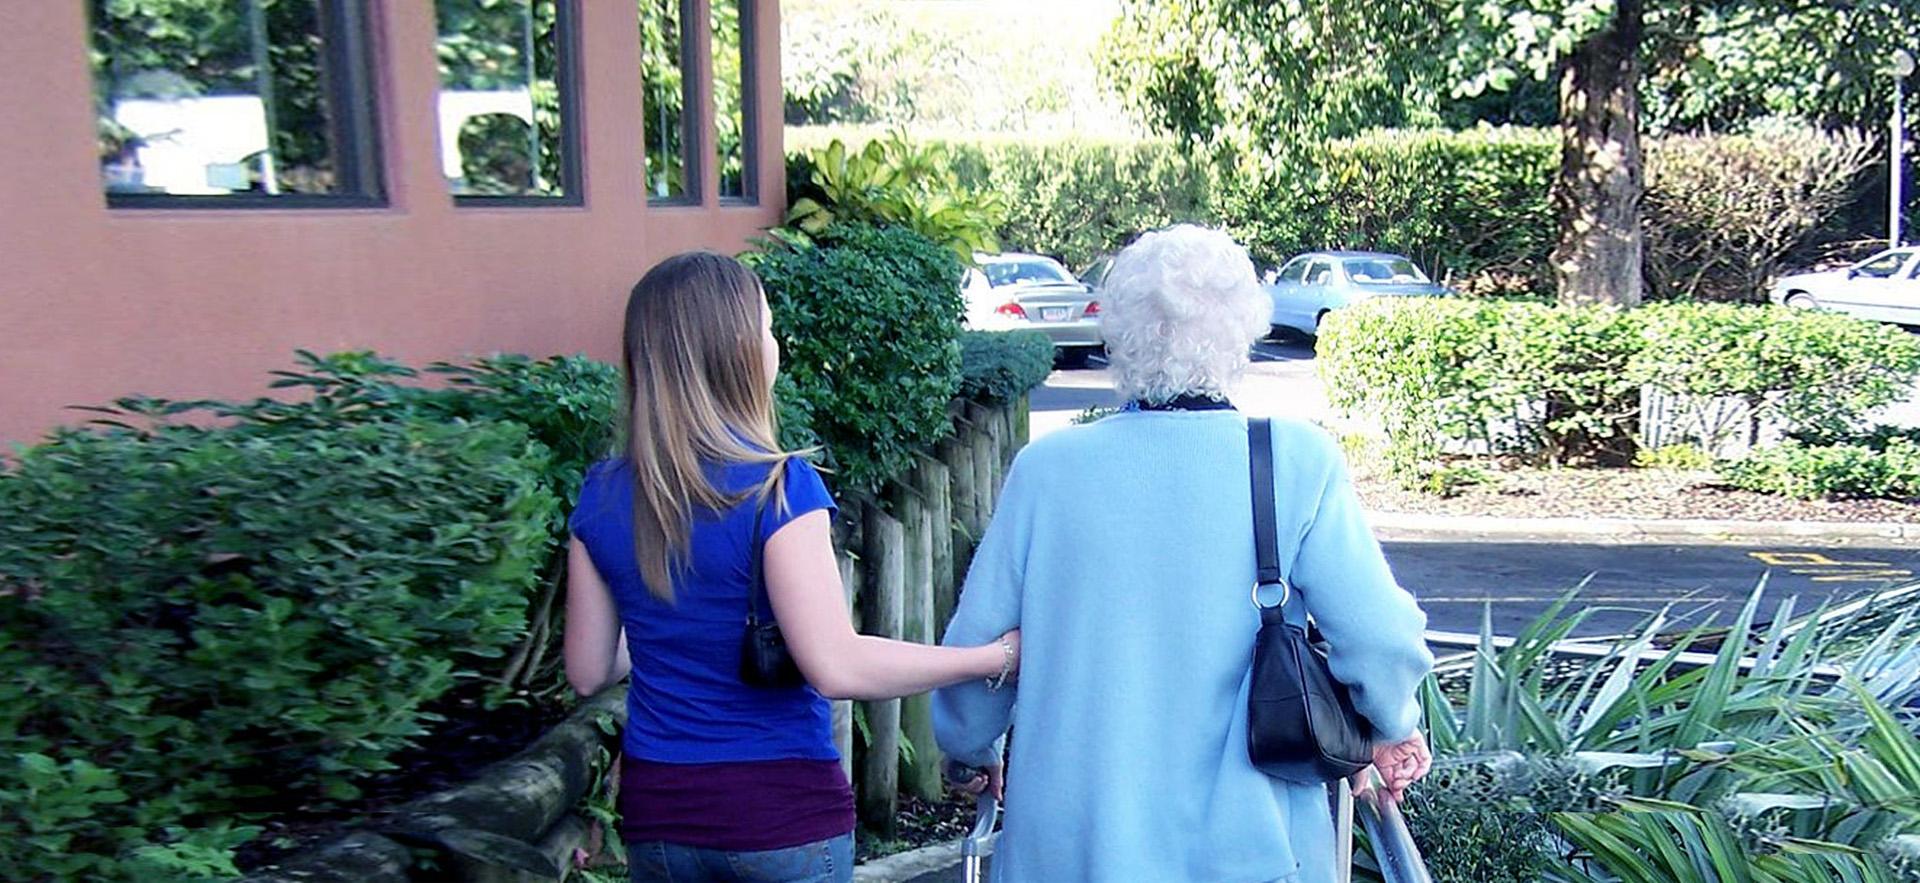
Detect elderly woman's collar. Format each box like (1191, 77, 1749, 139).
(1127, 393, 1236, 412)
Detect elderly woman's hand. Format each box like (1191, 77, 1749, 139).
(945, 758, 1005, 800)
(1357, 731, 1431, 803)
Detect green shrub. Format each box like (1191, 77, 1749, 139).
(748, 223, 965, 495)
(1634, 444, 1716, 471)
(1218, 128, 1558, 287)
(1724, 438, 1920, 500)
(786, 135, 1003, 262)
(1323, 297, 1920, 485)
(1317, 297, 1642, 474)
(1396, 757, 1602, 883)
(940, 137, 1212, 269)
(1628, 303, 1920, 446)
(1643, 128, 1876, 302)
(958, 330, 1055, 403)
(0, 417, 558, 880)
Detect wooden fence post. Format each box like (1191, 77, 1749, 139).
(917, 456, 956, 631)
(967, 403, 1000, 518)
(941, 436, 978, 593)
(894, 474, 943, 800)
(857, 503, 904, 836)
(832, 511, 862, 780)
(1013, 393, 1031, 452)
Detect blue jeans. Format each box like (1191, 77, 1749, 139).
(627, 833, 854, 883)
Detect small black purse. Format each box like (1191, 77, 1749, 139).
(740, 502, 806, 688)
(1245, 418, 1374, 783)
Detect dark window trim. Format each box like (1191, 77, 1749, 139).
(452, 0, 586, 208)
(647, 0, 701, 206)
(105, 0, 386, 210)
(716, 0, 756, 206)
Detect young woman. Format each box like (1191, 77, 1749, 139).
(564, 251, 1018, 883)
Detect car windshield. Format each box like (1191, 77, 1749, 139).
(1856, 251, 1914, 279)
(1343, 258, 1430, 285)
(985, 259, 1074, 287)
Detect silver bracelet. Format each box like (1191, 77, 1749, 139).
(985, 636, 1015, 692)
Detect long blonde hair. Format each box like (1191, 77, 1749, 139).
(622, 251, 789, 602)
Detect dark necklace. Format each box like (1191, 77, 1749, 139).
(1129, 393, 1236, 412)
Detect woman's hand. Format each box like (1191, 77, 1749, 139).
(945, 758, 1005, 801)
(1359, 731, 1431, 803)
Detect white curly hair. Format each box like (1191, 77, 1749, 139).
(1100, 224, 1269, 404)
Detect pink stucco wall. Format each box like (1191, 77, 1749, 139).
(0, 0, 785, 446)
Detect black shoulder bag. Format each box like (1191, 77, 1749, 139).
(740, 502, 807, 688)
(1245, 418, 1374, 783)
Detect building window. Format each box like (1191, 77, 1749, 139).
(640, 0, 695, 204)
(88, 0, 382, 207)
(434, 0, 581, 203)
(712, 0, 754, 203)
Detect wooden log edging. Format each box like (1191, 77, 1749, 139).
(857, 503, 906, 836)
(238, 689, 626, 883)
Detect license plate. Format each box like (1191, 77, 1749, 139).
(1041, 307, 1069, 322)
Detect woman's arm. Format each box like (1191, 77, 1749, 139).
(1287, 432, 1433, 741)
(765, 510, 1015, 701)
(564, 537, 632, 697)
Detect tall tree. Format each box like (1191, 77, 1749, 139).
(1102, 0, 1919, 306)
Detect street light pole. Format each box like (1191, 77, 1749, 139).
(1894, 49, 1914, 248)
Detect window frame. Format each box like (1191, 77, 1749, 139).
(644, 0, 702, 207)
(447, 0, 587, 208)
(713, 0, 757, 206)
(1305, 260, 1337, 287)
(1275, 257, 1310, 284)
(102, 0, 387, 210)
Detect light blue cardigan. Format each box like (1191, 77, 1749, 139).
(934, 411, 1432, 883)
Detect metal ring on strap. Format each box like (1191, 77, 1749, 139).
(1252, 579, 1291, 609)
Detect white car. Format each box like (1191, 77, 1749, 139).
(963, 253, 1105, 366)
(1771, 248, 1920, 326)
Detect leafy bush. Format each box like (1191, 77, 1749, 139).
(1317, 298, 1642, 474)
(1643, 127, 1876, 302)
(1724, 438, 1920, 500)
(1218, 128, 1558, 289)
(786, 135, 1003, 261)
(957, 330, 1055, 403)
(1395, 584, 1920, 882)
(939, 137, 1213, 269)
(0, 417, 558, 880)
(1628, 303, 1920, 447)
(1633, 444, 1715, 471)
(1321, 298, 1920, 487)
(748, 223, 965, 494)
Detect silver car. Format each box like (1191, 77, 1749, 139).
(1771, 248, 1920, 326)
(963, 253, 1104, 365)
(1264, 251, 1448, 338)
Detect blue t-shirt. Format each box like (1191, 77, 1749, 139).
(570, 455, 839, 764)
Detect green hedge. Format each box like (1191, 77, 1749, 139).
(1220, 128, 1559, 290)
(802, 126, 1870, 303)
(748, 222, 965, 494)
(940, 137, 1212, 270)
(1320, 299, 1920, 485)
(1725, 435, 1920, 501)
(0, 417, 558, 880)
(958, 330, 1055, 403)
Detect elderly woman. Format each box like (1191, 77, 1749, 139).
(933, 225, 1434, 882)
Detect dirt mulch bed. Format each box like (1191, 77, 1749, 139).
(1354, 465, 1920, 524)
(855, 793, 982, 863)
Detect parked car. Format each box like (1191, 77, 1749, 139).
(1264, 251, 1448, 338)
(1771, 248, 1920, 326)
(963, 252, 1105, 366)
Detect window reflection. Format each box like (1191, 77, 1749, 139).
(434, 0, 574, 199)
(641, 0, 691, 202)
(712, 0, 751, 202)
(88, 0, 374, 199)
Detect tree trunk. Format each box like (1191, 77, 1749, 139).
(1552, 0, 1645, 307)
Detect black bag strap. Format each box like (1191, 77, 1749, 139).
(745, 499, 770, 625)
(1248, 418, 1284, 589)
